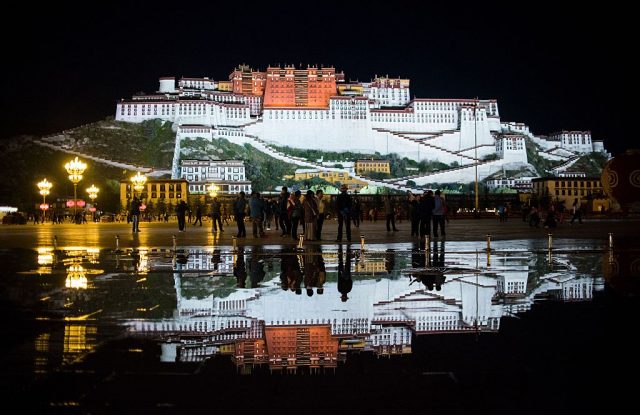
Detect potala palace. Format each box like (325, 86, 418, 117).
(115, 64, 608, 189)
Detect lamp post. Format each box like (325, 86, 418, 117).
(86, 185, 99, 222)
(207, 183, 219, 199)
(131, 171, 147, 197)
(64, 157, 87, 222)
(130, 172, 147, 224)
(37, 178, 52, 223)
(474, 98, 479, 216)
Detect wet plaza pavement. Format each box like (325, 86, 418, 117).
(1, 219, 639, 413)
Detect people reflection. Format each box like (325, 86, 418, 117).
(385, 249, 395, 274)
(280, 248, 304, 294)
(131, 249, 141, 273)
(411, 242, 426, 270)
(432, 239, 446, 291)
(211, 248, 221, 272)
(317, 248, 326, 295)
(338, 247, 353, 302)
(303, 245, 325, 296)
(234, 247, 247, 288)
(248, 247, 266, 288)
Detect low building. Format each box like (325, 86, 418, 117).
(355, 159, 391, 175)
(486, 177, 535, 191)
(531, 176, 607, 210)
(181, 159, 252, 195)
(119, 179, 188, 212)
(289, 169, 367, 191)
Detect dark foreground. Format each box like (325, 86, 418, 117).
(0, 228, 638, 414)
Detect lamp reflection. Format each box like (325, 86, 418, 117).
(65, 263, 88, 289)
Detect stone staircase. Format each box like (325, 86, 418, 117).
(372, 127, 481, 163)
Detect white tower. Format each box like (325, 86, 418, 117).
(159, 77, 176, 93)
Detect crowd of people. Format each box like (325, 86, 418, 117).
(520, 197, 584, 228)
(122, 185, 458, 240)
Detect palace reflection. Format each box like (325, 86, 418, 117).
(124, 244, 601, 373)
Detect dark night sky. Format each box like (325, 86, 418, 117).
(0, 2, 632, 155)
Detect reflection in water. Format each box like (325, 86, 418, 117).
(126, 244, 601, 373)
(23, 243, 606, 375)
(65, 263, 88, 289)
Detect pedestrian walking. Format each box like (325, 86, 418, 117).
(279, 186, 291, 237)
(432, 190, 446, 237)
(193, 205, 203, 226)
(336, 184, 352, 242)
(210, 197, 223, 232)
(384, 194, 399, 232)
(234, 192, 248, 237)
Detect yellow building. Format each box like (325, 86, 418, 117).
(531, 176, 607, 210)
(120, 179, 188, 211)
(337, 83, 365, 96)
(355, 159, 391, 175)
(288, 169, 368, 191)
(217, 80, 233, 92)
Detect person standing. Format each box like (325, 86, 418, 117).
(130, 196, 141, 233)
(352, 196, 361, 228)
(336, 184, 352, 242)
(570, 198, 583, 224)
(234, 191, 247, 237)
(419, 190, 434, 238)
(210, 196, 223, 232)
(303, 190, 318, 241)
(279, 186, 291, 237)
(315, 189, 326, 240)
(250, 191, 265, 238)
(409, 192, 420, 237)
(288, 190, 303, 239)
(432, 189, 446, 237)
(384, 194, 398, 232)
(176, 200, 188, 232)
(193, 204, 203, 226)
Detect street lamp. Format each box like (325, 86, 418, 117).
(37, 178, 52, 223)
(130, 171, 147, 196)
(207, 183, 219, 198)
(474, 98, 479, 216)
(86, 185, 99, 222)
(65, 157, 87, 221)
(86, 184, 99, 202)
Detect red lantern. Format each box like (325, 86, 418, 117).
(66, 200, 75, 208)
(76, 200, 86, 208)
(39, 203, 49, 210)
(89, 207, 97, 212)
(140, 203, 147, 211)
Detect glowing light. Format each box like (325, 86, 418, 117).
(37, 178, 52, 196)
(86, 184, 99, 201)
(130, 171, 147, 193)
(65, 264, 88, 289)
(207, 183, 219, 197)
(64, 157, 87, 185)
